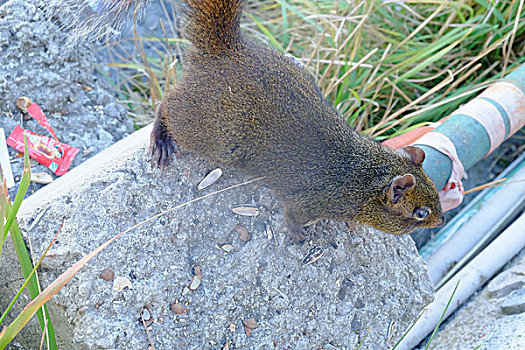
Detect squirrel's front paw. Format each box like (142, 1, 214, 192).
(150, 125, 179, 168)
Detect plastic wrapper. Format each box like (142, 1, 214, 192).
(7, 126, 79, 176)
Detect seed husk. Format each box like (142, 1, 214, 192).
(265, 221, 274, 241)
(197, 168, 222, 190)
(232, 205, 259, 217)
(189, 266, 202, 290)
(302, 247, 325, 266)
(217, 243, 235, 253)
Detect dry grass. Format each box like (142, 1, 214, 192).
(104, 0, 525, 137)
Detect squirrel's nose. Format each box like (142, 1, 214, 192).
(437, 213, 446, 227)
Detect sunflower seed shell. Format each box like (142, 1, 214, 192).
(197, 168, 222, 190)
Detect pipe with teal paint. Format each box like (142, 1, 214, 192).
(417, 64, 525, 190)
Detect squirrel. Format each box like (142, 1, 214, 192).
(62, 0, 445, 241)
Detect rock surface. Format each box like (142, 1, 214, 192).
(1, 126, 435, 349)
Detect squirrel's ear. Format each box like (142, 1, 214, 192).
(389, 174, 416, 204)
(403, 146, 426, 165)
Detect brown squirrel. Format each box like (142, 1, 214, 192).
(66, 0, 445, 241)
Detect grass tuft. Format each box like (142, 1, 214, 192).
(104, 0, 525, 136)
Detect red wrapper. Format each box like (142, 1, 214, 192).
(6, 125, 79, 176)
(26, 102, 59, 140)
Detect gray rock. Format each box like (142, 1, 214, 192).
(0, 0, 91, 113)
(0, 0, 134, 200)
(1, 126, 434, 349)
(500, 289, 525, 315)
(487, 266, 525, 299)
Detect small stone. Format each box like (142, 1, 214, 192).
(142, 308, 151, 321)
(243, 317, 258, 329)
(488, 274, 525, 299)
(99, 268, 115, 281)
(170, 303, 189, 315)
(500, 289, 525, 315)
(245, 326, 252, 338)
(234, 224, 251, 242)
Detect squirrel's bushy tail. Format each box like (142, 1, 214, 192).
(45, 0, 151, 43)
(183, 0, 245, 52)
(45, 0, 245, 49)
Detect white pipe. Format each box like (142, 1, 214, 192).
(425, 164, 525, 285)
(395, 212, 525, 350)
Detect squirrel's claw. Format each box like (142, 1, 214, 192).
(286, 220, 308, 244)
(150, 125, 179, 169)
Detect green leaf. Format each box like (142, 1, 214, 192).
(245, 13, 283, 51)
(0, 136, 57, 349)
(1, 136, 30, 258)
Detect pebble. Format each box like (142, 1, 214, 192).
(487, 264, 525, 298)
(500, 289, 525, 315)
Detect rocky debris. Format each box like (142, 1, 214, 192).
(487, 263, 525, 299)
(99, 268, 115, 281)
(1, 126, 434, 349)
(0, 0, 134, 199)
(417, 253, 525, 349)
(500, 289, 525, 315)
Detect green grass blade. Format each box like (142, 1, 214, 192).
(1, 137, 30, 259)
(0, 137, 57, 349)
(0, 214, 132, 347)
(425, 280, 461, 349)
(0, 176, 263, 348)
(245, 13, 283, 51)
(1, 170, 6, 236)
(0, 221, 59, 326)
(394, 28, 473, 83)
(392, 308, 426, 349)
(1, 205, 57, 350)
(354, 326, 372, 350)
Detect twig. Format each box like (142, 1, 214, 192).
(464, 178, 525, 194)
(141, 313, 155, 350)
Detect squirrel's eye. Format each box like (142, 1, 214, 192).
(414, 208, 430, 220)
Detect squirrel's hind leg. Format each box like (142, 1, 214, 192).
(150, 103, 179, 168)
(284, 207, 310, 243)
